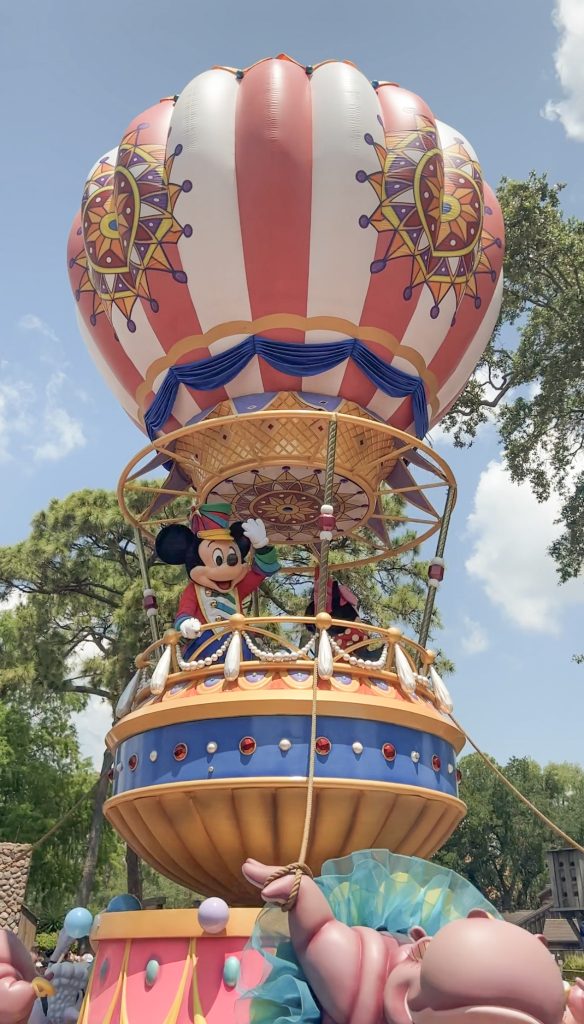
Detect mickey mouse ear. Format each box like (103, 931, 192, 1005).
(155, 525, 196, 565)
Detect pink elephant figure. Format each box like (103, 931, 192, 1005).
(566, 979, 584, 1024)
(0, 930, 52, 1024)
(242, 860, 569, 1024)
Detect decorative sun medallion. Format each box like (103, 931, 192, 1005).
(69, 124, 191, 330)
(357, 112, 501, 318)
(206, 465, 371, 543)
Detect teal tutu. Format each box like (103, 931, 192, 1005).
(239, 849, 500, 1024)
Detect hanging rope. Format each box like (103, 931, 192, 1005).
(263, 657, 319, 911)
(263, 416, 339, 910)
(3, 760, 112, 866)
(450, 713, 584, 855)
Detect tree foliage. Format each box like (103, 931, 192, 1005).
(0, 681, 116, 919)
(443, 172, 584, 584)
(436, 753, 584, 911)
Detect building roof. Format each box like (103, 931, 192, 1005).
(543, 918, 579, 947)
(502, 906, 580, 948)
(0, 843, 32, 932)
(504, 910, 535, 926)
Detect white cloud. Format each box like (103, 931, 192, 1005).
(0, 371, 86, 464)
(72, 695, 113, 770)
(461, 616, 489, 654)
(542, 0, 584, 140)
(466, 461, 584, 632)
(0, 381, 35, 462)
(18, 313, 61, 345)
(33, 405, 86, 461)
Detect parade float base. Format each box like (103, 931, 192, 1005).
(79, 908, 262, 1024)
(105, 685, 466, 904)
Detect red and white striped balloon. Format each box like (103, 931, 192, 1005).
(67, 55, 504, 438)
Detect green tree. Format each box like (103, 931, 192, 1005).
(436, 753, 584, 911)
(0, 488, 175, 906)
(442, 172, 584, 587)
(0, 678, 116, 920)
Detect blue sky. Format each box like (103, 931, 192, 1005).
(0, 0, 582, 768)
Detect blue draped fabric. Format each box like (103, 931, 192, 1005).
(144, 336, 429, 439)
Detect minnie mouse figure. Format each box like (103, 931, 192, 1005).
(155, 502, 279, 662)
(305, 571, 384, 660)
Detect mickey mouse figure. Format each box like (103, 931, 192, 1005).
(155, 502, 279, 661)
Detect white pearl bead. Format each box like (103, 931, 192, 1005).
(352, 741, 364, 755)
(149, 751, 158, 762)
(447, 763, 454, 774)
(207, 741, 218, 754)
(204, 657, 212, 666)
(411, 751, 421, 763)
(349, 656, 357, 666)
(279, 738, 292, 752)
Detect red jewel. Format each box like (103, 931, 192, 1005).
(107, 767, 114, 781)
(432, 754, 441, 772)
(315, 736, 332, 755)
(128, 754, 138, 772)
(239, 736, 256, 756)
(456, 768, 462, 783)
(173, 742, 188, 762)
(382, 743, 396, 762)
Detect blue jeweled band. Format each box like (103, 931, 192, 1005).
(112, 714, 458, 798)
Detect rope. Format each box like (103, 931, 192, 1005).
(262, 862, 314, 913)
(451, 714, 584, 855)
(3, 761, 112, 866)
(264, 659, 320, 911)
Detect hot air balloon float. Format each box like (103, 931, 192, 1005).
(35, 51, 569, 1024)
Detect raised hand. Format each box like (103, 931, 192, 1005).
(241, 518, 269, 549)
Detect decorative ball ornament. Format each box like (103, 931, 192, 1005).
(64, 907, 94, 939)
(198, 897, 229, 934)
(223, 956, 241, 989)
(149, 750, 158, 762)
(411, 750, 421, 764)
(145, 959, 160, 987)
(279, 738, 292, 752)
(206, 741, 218, 754)
(352, 741, 364, 755)
(107, 893, 142, 913)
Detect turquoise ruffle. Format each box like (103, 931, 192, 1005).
(240, 849, 500, 1024)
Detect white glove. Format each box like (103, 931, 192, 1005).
(242, 517, 269, 549)
(180, 617, 201, 639)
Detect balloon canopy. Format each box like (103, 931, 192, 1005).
(68, 55, 504, 444)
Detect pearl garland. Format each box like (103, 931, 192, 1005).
(176, 635, 231, 671)
(241, 632, 315, 662)
(329, 636, 389, 670)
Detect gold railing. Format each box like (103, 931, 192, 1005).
(115, 613, 453, 719)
